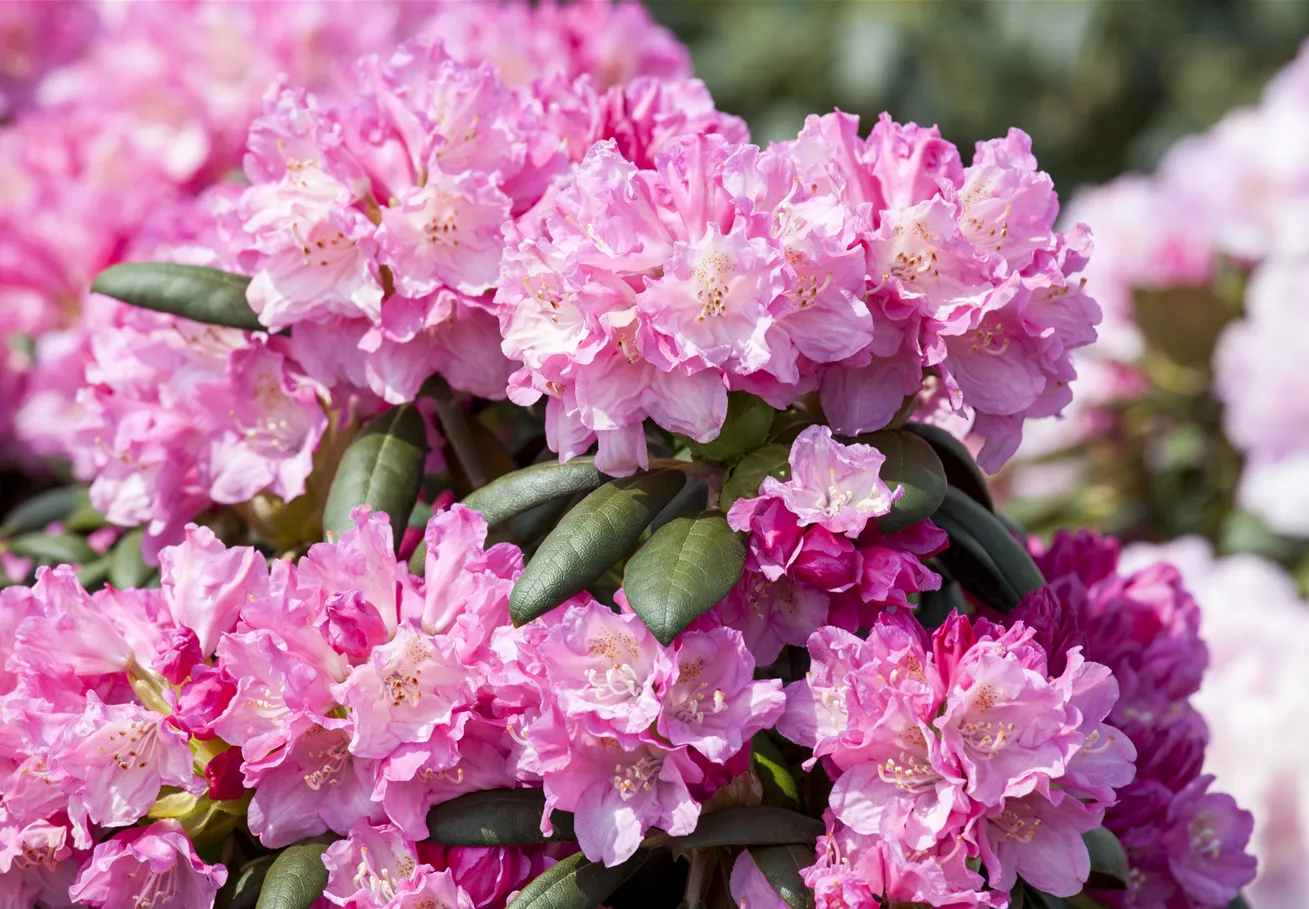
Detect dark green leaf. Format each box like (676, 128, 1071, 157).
(1226, 895, 1251, 909)
(916, 580, 966, 628)
(933, 488, 1045, 611)
(622, 511, 745, 646)
(427, 789, 575, 846)
(255, 841, 331, 909)
(463, 457, 607, 529)
(8, 532, 97, 565)
(748, 844, 814, 909)
(1083, 827, 1129, 890)
(92, 262, 263, 331)
(510, 469, 686, 626)
(751, 733, 800, 810)
(323, 404, 430, 553)
(1009, 881, 1027, 909)
(902, 421, 994, 509)
(1, 486, 90, 537)
(219, 856, 274, 909)
(110, 528, 153, 589)
(64, 502, 108, 533)
(720, 444, 790, 512)
(663, 806, 824, 857)
(506, 849, 649, 909)
(858, 430, 948, 535)
(680, 393, 775, 463)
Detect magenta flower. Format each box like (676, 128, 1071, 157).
(1161, 775, 1258, 907)
(68, 820, 226, 909)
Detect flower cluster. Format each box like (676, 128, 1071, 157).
(499, 111, 1099, 475)
(719, 425, 948, 663)
(1119, 538, 1309, 909)
(1016, 38, 1309, 534)
(1015, 530, 1258, 908)
(780, 609, 1135, 907)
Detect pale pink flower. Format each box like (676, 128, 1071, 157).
(322, 820, 425, 908)
(68, 820, 225, 909)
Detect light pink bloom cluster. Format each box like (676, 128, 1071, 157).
(1120, 538, 1309, 909)
(1015, 40, 1309, 526)
(780, 609, 1135, 907)
(719, 426, 947, 664)
(1017, 530, 1257, 909)
(499, 111, 1098, 474)
(228, 34, 741, 410)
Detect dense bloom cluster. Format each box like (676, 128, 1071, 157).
(1120, 539, 1309, 909)
(720, 425, 947, 663)
(780, 609, 1135, 907)
(1018, 531, 1258, 908)
(500, 111, 1100, 474)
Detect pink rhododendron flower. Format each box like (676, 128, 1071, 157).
(68, 820, 226, 909)
(322, 820, 425, 908)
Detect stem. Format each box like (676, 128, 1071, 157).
(680, 849, 713, 909)
(428, 378, 491, 491)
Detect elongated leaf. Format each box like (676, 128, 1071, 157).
(510, 469, 686, 626)
(323, 404, 429, 552)
(463, 457, 607, 529)
(622, 511, 745, 646)
(427, 789, 575, 845)
(1083, 827, 1129, 890)
(933, 489, 1044, 611)
(255, 841, 331, 909)
(77, 555, 112, 591)
(65, 502, 108, 533)
(1009, 882, 1027, 909)
(1, 486, 90, 537)
(8, 532, 97, 565)
(663, 806, 824, 858)
(1226, 895, 1251, 909)
(219, 856, 275, 909)
(858, 430, 947, 534)
(506, 849, 649, 909)
(93, 262, 263, 331)
(751, 733, 800, 810)
(902, 421, 994, 509)
(110, 528, 153, 589)
(720, 444, 790, 512)
(916, 579, 967, 628)
(748, 844, 814, 909)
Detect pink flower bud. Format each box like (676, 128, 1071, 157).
(153, 625, 204, 685)
(204, 748, 246, 801)
(319, 589, 389, 659)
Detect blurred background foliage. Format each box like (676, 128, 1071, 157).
(649, 0, 1309, 195)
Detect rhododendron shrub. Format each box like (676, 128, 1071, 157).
(0, 4, 1262, 909)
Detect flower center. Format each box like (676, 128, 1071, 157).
(303, 738, 349, 790)
(877, 749, 940, 794)
(612, 755, 663, 800)
(104, 720, 160, 772)
(671, 681, 728, 724)
(132, 866, 178, 909)
(990, 808, 1042, 843)
(693, 250, 731, 321)
(1189, 820, 1222, 860)
(584, 664, 642, 699)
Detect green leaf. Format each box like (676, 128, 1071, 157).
(916, 579, 966, 628)
(622, 511, 745, 646)
(857, 429, 948, 535)
(510, 469, 686, 626)
(322, 404, 430, 553)
(505, 849, 649, 909)
(662, 806, 824, 858)
(720, 444, 790, 512)
(463, 457, 607, 529)
(110, 528, 153, 589)
(1226, 895, 1251, 909)
(680, 392, 775, 463)
(7, 532, 97, 566)
(77, 555, 112, 591)
(1009, 882, 1027, 909)
(1083, 827, 1129, 890)
(427, 788, 575, 846)
(902, 421, 994, 509)
(255, 841, 331, 909)
(933, 488, 1045, 611)
(92, 262, 263, 331)
(64, 501, 108, 533)
(748, 844, 814, 909)
(1, 486, 90, 537)
(751, 733, 800, 810)
(218, 856, 275, 909)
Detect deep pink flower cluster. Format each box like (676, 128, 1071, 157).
(499, 112, 1099, 474)
(1015, 530, 1257, 908)
(779, 609, 1135, 907)
(719, 426, 948, 663)
(0, 502, 789, 904)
